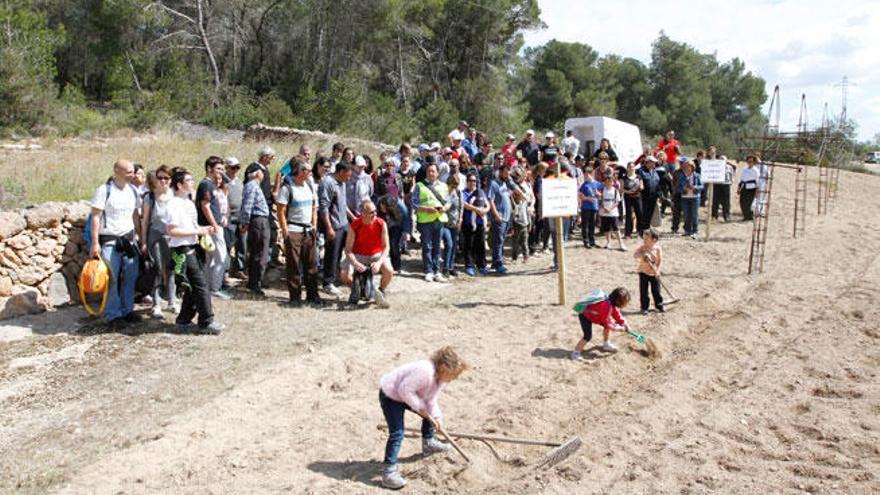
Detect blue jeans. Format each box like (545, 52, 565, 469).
(417, 221, 442, 274)
(490, 220, 509, 268)
(580, 209, 597, 246)
(441, 226, 459, 272)
(101, 241, 139, 322)
(682, 197, 699, 234)
(380, 390, 434, 466)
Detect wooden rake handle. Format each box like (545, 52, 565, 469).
(427, 416, 470, 463)
(381, 425, 564, 447)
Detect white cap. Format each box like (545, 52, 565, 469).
(225, 156, 240, 166)
(526, 129, 535, 136)
(450, 130, 463, 141)
(646, 156, 659, 163)
(259, 146, 275, 157)
(430, 142, 441, 150)
(545, 132, 555, 139)
(354, 155, 366, 167)
(720, 155, 728, 160)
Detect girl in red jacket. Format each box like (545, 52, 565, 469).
(571, 287, 632, 360)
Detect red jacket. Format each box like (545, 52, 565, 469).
(657, 138, 680, 163)
(582, 298, 626, 330)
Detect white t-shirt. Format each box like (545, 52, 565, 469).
(739, 167, 758, 189)
(277, 181, 318, 232)
(562, 136, 580, 157)
(599, 187, 620, 218)
(90, 181, 140, 237)
(163, 196, 199, 248)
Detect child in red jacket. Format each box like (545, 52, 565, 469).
(571, 287, 632, 360)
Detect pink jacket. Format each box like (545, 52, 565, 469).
(582, 299, 626, 330)
(380, 360, 444, 419)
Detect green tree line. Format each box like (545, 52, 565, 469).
(3, 0, 769, 150)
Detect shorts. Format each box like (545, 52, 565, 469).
(578, 313, 593, 341)
(600, 216, 619, 232)
(341, 253, 392, 275)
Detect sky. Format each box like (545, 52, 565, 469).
(523, 0, 880, 142)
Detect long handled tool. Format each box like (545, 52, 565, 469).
(643, 255, 680, 307)
(424, 414, 470, 463)
(385, 426, 581, 468)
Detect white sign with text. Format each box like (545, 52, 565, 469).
(541, 178, 579, 218)
(700, 159, 727, 183)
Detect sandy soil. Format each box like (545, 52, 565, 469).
(1, 165, 878, 494)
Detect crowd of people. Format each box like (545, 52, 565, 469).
(87, 122, 766, 336)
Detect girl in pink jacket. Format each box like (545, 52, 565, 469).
(378, 346, 468, 490)
(571, 287, 632, 360)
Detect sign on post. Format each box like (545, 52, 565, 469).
(541, 177, 578, 306)
(541, 178, 579, 218)
(700, 159, 727, 241)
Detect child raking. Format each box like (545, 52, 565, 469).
(633, 228, 664, 314)
(378, 346, 468, 489)
(570, 287, 632, 360)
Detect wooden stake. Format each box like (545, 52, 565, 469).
(555, 161, 566, 306)
(705, 183, 714, 241)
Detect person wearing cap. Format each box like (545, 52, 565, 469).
(540, 132, 559, 164)
(562, 130, 580, 158)
(277, 157, 322, 306)
(434, 147, 453, 183)
(516, 130, 541, 166)
(677, 160, 703, 239)
(487, 165, 512, 274)
(347, 155, 374, 217)
(637, 155, 662, 236)
(223, 157, 246, 279)
(448, 120, 468, 145)
(239, 166, 271, 296)
(412, 163, 449, 283)
(245, 146, 280, 265)
(318, 161, 352, 295)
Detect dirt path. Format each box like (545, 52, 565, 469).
(1, 166, 878, 494)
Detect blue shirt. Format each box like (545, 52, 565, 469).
(461, 138, 479, 159)
(239, 179, 270, 225)
(638, 167, 661, 196)
(487, 178, 511, 223)
(578, 180, 601, 211)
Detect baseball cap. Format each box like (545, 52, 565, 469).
(678, 156, 689, 163)
(525, 129, 535, 136)
(354, 156, 366, 167)
(225, 156, 240, 167)
(418, 143, 429, 152)
(458, 120, 469, 127)
(259, 146, 275, 157)
(430, 142, 441, 151)
(506, 133, 515, 141)
(450, 130, 463, 141)
(575, 154, 585, 162)
(442, 147, 454, 155)
(545, 132, 555, 139)
(646, 156, 659, 163)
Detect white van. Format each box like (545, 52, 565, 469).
(563, 116, 643, 165)
(865, 151, 880, 164)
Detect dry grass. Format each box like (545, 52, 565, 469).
(0, 129, 387, 209)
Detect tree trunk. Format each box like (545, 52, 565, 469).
(196, 0, 221, 105)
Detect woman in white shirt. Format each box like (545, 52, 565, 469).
(164, 168, 225, 335)
(737, 155, 759, 221)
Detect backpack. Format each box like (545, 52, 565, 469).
(84, 180, 139, 252)
(572, 289, 607, 314)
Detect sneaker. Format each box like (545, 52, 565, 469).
(603, 243, 610, 249)
(374, 288, 390, 309)
(422, 437, 450, 455)
(381, 466, 407, 490)
(168, 302, 180, 314)
(176, 322, 195, 333)
(619, 245, 628, 252)
(640, 309, 649, 315)
(196, 321, 225, 335)
(570, 351, 584, 361)
(151, 307, 164, 320)
(434, 273, 449, 283)
(322, 284, 343, 296)
(690, 233, 699, 240)
(657, 306, 666, 313)
(211, 290, 233, 301)
(478, 267, 489, 276)
(496, 265, 507, 274)
(123, 312, 142, 323)
(424, 273, 435, 282)
(601, 341, 618, 353)
(465, 267, 475, 277)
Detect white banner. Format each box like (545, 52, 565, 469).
(701, 159, 727, 183)
(541, 178, 578, 218)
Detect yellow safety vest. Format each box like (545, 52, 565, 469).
(415, 181, 449, 224)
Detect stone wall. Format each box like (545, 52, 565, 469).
(0, 201, 92, 320)
(244, 123, 393, 156)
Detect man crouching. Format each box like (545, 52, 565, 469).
(340, 199, 392, 308)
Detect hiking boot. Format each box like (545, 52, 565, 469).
(601, 341, 618, 353)
(422, 437, 450, 455)
(196, 321, 225, 335)
(424, 273, 435, 282)
(374, 288, 390, 309)
(381, 466, 407, 490)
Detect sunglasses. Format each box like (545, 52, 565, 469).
(157, 176, 171, 181)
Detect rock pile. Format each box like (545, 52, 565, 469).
(0, 201, 92, 319)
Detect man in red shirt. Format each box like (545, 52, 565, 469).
(340, 199, 393, 307)
(656, 130, 681, 166)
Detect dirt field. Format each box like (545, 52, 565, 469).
(1, 164, 878, 494)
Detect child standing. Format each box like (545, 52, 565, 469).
(511, 187, 531, 263)
(378, 346, 469, 490)
(571, 287, 632, 360)
(633, 228, 664, 314)
(577, 169, 600, 248)
(599, 175, 626, 251)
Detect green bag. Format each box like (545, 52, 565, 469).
(572, 289, 607, 314)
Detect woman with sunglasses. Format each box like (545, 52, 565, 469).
(140, 165, 178, 319)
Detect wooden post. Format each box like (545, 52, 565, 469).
(555, 161, 566, 306)
(704, 183, 714, 241)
